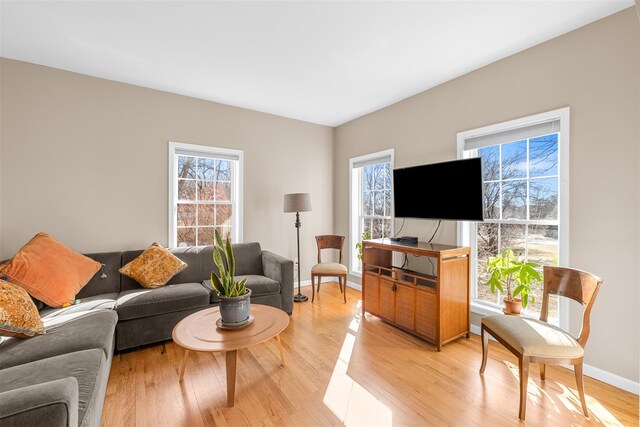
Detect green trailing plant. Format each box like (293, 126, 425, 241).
(210, 229, 248, 297)
(485, 249, 542, 308)
(355, 229, 373, 261)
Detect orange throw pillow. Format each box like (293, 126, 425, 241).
(0, 279, 45, 338)
(0, 232, 101, 308)
(119, 242, 187, 289)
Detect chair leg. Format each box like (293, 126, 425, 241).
(338, 277, 343, 293)
(317, 277, 321, 292)
(311, 275, 316, 303)
(479, 325, 489, 374)
(518, 356, 530, 421)
(342, 276, 347, 303)
(540, 363, 546, 382)
(575, 362, 589, 418)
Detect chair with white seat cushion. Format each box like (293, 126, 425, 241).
(311, 235, 347, 303)
(480, 266, 603, 421)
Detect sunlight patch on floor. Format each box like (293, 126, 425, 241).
(503, 360, 625, 425)
(323, 301, 393, 427)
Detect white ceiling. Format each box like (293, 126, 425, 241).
(0, 1, 634, 127)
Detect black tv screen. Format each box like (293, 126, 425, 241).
(393, 158, 484, 221)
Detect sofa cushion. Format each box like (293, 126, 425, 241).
(116, 283, 209, 321)
(120, 247, 202, 291)
(201, 275, 280, 303)
(0, 309, 117, 369)
(0, 348, 108, 427)
(39, 293, 118, 319)
(232, 242, 263, 276)
(78, 252, 122, 298)
(0, 232, 101, 307)
(0, 279, 45, 338)
(119, 243, 187, 289)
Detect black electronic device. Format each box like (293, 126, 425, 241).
(393, 158, 484, 221)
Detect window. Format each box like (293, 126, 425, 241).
(168, 142, 243, 247)
(349, 149, 394, 275)
(457, 108, 569, 322)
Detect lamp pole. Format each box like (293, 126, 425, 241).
(294, 211, 308, 302)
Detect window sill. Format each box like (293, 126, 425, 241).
(471, 302, 503, 317)
(349, 270, 362, 279)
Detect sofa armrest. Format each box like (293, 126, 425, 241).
(0, 377, 79, 427)
(261, 251, 294, 314)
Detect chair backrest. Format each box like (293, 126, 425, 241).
(315, 235, 345, 264)
(540, 266, 603, 347)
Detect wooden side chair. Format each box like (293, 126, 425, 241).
(311, 235, 348, 303)
(480, 266, 603, 421)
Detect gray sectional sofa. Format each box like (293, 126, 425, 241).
(0, 242, 293, 427)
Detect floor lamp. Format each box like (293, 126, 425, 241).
(283, 193, 312, 303)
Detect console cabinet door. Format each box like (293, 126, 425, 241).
(394, 283, 415, 331)
(378, 279, 395, 321)
(416, 288, 437, 341)
(363, 273, 380, 316)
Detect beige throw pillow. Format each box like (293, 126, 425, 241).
(119, 243, 187, 289)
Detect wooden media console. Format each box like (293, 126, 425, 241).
(362, 238, 471, 351)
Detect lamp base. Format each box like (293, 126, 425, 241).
(293, 293, 308, 303)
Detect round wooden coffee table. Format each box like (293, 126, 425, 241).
(172, 304, 289, 407)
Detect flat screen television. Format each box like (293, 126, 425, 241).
(393, 158, 484, 221)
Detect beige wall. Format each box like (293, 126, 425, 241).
(334, 8, 639, 382)
(0, 58, 334, 282)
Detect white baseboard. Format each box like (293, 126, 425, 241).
(296, 278, 361, 291)
(469, 325, 639, 395)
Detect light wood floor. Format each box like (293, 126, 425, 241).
(102, 284, 638, 426)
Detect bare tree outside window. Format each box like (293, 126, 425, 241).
(176, 155, 234, 247)
(474, 133, 560, 318)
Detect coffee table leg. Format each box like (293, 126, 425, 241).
(226, 350, 238, 407)
(179, 349, 190, 382)
(276, 334, 285, 367)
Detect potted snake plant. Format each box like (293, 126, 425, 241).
(210, 229, 251, 324)
(485, 249, 541, 315)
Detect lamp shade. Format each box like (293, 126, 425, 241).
(283, 193, 312, 213)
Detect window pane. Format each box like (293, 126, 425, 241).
(215, 182, 232, 201)
(478, 145, 500, 181)
(527, 225, 558, 266)
(374, 164, 385, 190)
(198, 181, 215, 201)
(363, 166, 374, 192)
(383, 219, 392, 238)
(362, 218, 372, 237)
(384, 163, 392, 189)
(529, 134, 558, 177)
(529, 178, 558, 220)
(198, 227, 215, 246)
(483, 182, 500, 220)
(178, 156, 196, 179)
(197, 157, 217, 181)
(476, 223, 499, 304)
(374, 191, 384, 216)
(177, 204, 196, 226)
(501, 140, 527, 179)
(371, 218, 383, 239)
(215, 226, 231, 242)
(215, 204, 232, 226)
(198, 204, 215, 226)
(217, 160, 232, 181)
(178, 179, 196, 201)
(500, 224, 526, 257)
(384, 189, 391, 217)
(502, 180, 527, 219)
(363, 191, 373, 216)
(177, 227, 196, 247)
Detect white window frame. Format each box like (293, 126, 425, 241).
(168, 141, 244, 247)
(349, 149, 395, 277)
(456, 108, 570, 328)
